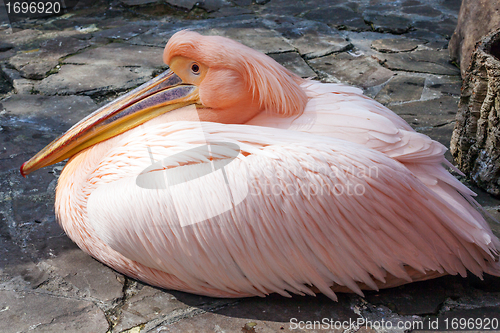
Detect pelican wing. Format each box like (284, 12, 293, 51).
(248, 81, 493, 245)
(248, 81, 447, 164)
(86, 122, 498, 299)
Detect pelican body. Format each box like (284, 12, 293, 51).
(21, 31, 500, 300)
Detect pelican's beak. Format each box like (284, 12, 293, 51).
(21, 70, 199, 176)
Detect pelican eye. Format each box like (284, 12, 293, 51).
(191, 63, 200, 75)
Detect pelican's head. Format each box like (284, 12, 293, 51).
(20, 30, 307, 176)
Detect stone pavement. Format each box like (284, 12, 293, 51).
(0, 0, 499, 332)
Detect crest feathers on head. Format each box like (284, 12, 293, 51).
(164, 30, 308, 117)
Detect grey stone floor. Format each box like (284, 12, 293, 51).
(0, 0, 499, 332)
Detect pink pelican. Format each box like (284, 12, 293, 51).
(21, 30, 499, 300)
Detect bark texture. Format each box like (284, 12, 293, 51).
(449, 0, 500, 77)
(451, 29, 500, 196)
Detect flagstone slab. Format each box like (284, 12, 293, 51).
(371, 38, 423, 53)
(375, 75, 425, 104)
(373, 49, 460, 75)
(65, 43, 164, 67)
(0, 95, 97, 131)
(304, 6, 368, 31)
(402, 4, 442, 17)
(9, 37, 91, 79)
(36, 64, 155, 96)
(269, 52, 317, 78)
(200, 26, 294, 54)
(309, 53, 394, 88)
(390, 96, 459, 129)
(43, 248, 124, 302)
(126, 17, 294, 54)
(91, 23, 151, 41)
(364, 14, 413, 34)
(0, 290, 108, 333)
(266, 18, 352, 59)
(112, 285, 192, 332)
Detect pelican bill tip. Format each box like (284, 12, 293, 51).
(20, 161, 27, 178)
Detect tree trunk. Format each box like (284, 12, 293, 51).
(450, 29, 500, 196)
(449, 0, 500, 78)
